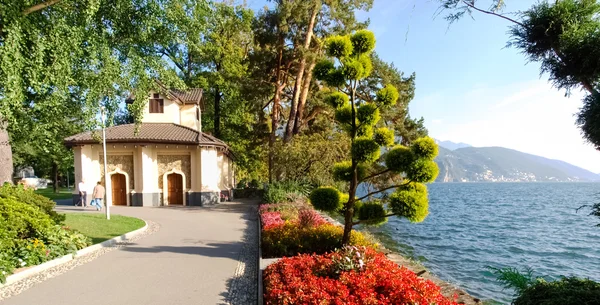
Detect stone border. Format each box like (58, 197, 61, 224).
(1, 220, 148, 288)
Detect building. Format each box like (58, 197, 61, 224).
(64, 87, 234, 207)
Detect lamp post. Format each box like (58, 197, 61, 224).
(100, 106, 111, 220)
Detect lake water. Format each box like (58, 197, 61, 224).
(366, 183, 600, 303)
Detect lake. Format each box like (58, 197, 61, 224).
(366, 183, 600, 303)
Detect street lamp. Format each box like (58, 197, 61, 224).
(100, 106, 111, 220)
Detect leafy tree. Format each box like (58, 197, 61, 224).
(438, 0, 600, 150)
(0, 0, 184, 186)
(309, 30, 440, 244)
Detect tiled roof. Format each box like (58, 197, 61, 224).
(168, 88, 204, 104)
(64, 123, 228, 149)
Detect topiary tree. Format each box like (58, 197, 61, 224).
(309, 29, 439, 244)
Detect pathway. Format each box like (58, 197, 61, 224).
(1, 201, 258, 305)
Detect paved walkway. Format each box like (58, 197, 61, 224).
(1, 201, 258, 305)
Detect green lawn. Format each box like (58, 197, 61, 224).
(63, 213, 146, 244)
(34, 187, 73, 200)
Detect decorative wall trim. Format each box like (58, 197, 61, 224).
(106, 168, 131, 206)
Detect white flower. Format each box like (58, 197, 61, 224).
(20, 261, 26, 267)
(358, 259, 364, 269)
(345, 257, 351, 263)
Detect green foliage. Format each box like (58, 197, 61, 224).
(358, 54, 373, 77)
(406, 159, 439, 183)
(489, 266, 537, 295)
(314, 60, 336, 80)
(357, 201, 388, 225)
(261, 222, 373, 258)
(350, 29, 376, 55)
(376, 84, 400, 106)
(335, 105, 353, 126)
(514, 277, 600, 305)
(273, 133, 351, 186)
(333, 161, 361, 182)
(374, 127, 394, 146)
(326, 69, 348, 87)
(264, 181, 312, 204)
(342, 58, 366, 80)
(385, 145, 415, 172)
(489, 266, 600, 305)
(411, 136, 439, 160)
(325, 92, 350, 109)
(389, 183, 429, 222)
(0, 195, 91, 283)
(356, 124, 374, 137)
(0, 184, 64, 223)
(351, 138, 380, 163)
(357, 103, 380, 126)
(326, 35, 353, 58)
(310, 187, 342, 212)
(577, 93, 600, 149)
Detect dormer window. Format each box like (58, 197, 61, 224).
(149, 93, 164, 113)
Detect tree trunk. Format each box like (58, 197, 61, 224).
(0, 123, 13, 185)
(269, 35, 285, 183)
(283, 5, 318, 142)
(52, 162, 59, 193)
(214, 86, 221, 139)
(342, 86, 358, 245)
(293, 59, 316, 134)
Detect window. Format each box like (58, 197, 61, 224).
(149, 94, 164, 113)
(196, 107, 200, 121)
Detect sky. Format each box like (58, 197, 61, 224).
(247, 0, 600, 173)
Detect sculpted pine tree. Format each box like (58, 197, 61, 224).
(309, 30, 439, 244)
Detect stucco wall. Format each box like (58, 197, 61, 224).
(180, 104, 199, 131)
(157, 154, 191, 190)
(140, 93, 181, 124)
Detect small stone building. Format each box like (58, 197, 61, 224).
(64, 87, 234, 206)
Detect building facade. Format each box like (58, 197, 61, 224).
(64, 87, 234, 207)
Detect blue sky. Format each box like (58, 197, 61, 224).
(247, 0, 600, 173)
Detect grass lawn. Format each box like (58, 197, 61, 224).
(63, 213, 146, 244)
(34, 187, 73, 200)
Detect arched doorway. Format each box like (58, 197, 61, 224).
(111, 173, 127, 206)
(167, 173, 183, 205)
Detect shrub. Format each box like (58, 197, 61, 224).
(514, 277, 600, 305)
(0, 196, 91, 283)
(263, 247, 458, 305)
(261, 222, 372, 258)
(0, 184, 65, 223)
(297, 209, 327, 229)
(263, 181, 312, 204)
(310, 187, 341, 212)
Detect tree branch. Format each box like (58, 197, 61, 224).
(23, 0, 62, 15)
(356, 181, 411, 202)
(352, 213, 399, 226)
(461, 0, 525, 27)
(360, 169, 390, 182)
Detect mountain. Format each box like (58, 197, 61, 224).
(434, 146, 600, 182)
(435, 139, 472, 151)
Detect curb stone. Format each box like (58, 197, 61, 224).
(0, 220, 148, 288)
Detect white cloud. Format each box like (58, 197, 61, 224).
(411, 80, 600, 173)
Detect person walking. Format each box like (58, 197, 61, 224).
(76, 178, 88, 207)
(91, 181, 105, 211)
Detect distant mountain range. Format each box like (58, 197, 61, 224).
(433, 140, 600, 182)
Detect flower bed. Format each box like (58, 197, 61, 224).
(259, 203, 373, 258)
(263, 246, 458, 305)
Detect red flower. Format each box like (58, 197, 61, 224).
(263, 248, 459, 305)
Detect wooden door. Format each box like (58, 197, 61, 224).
(111, 173, 127, 206)
(167, 173, 183, 205)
